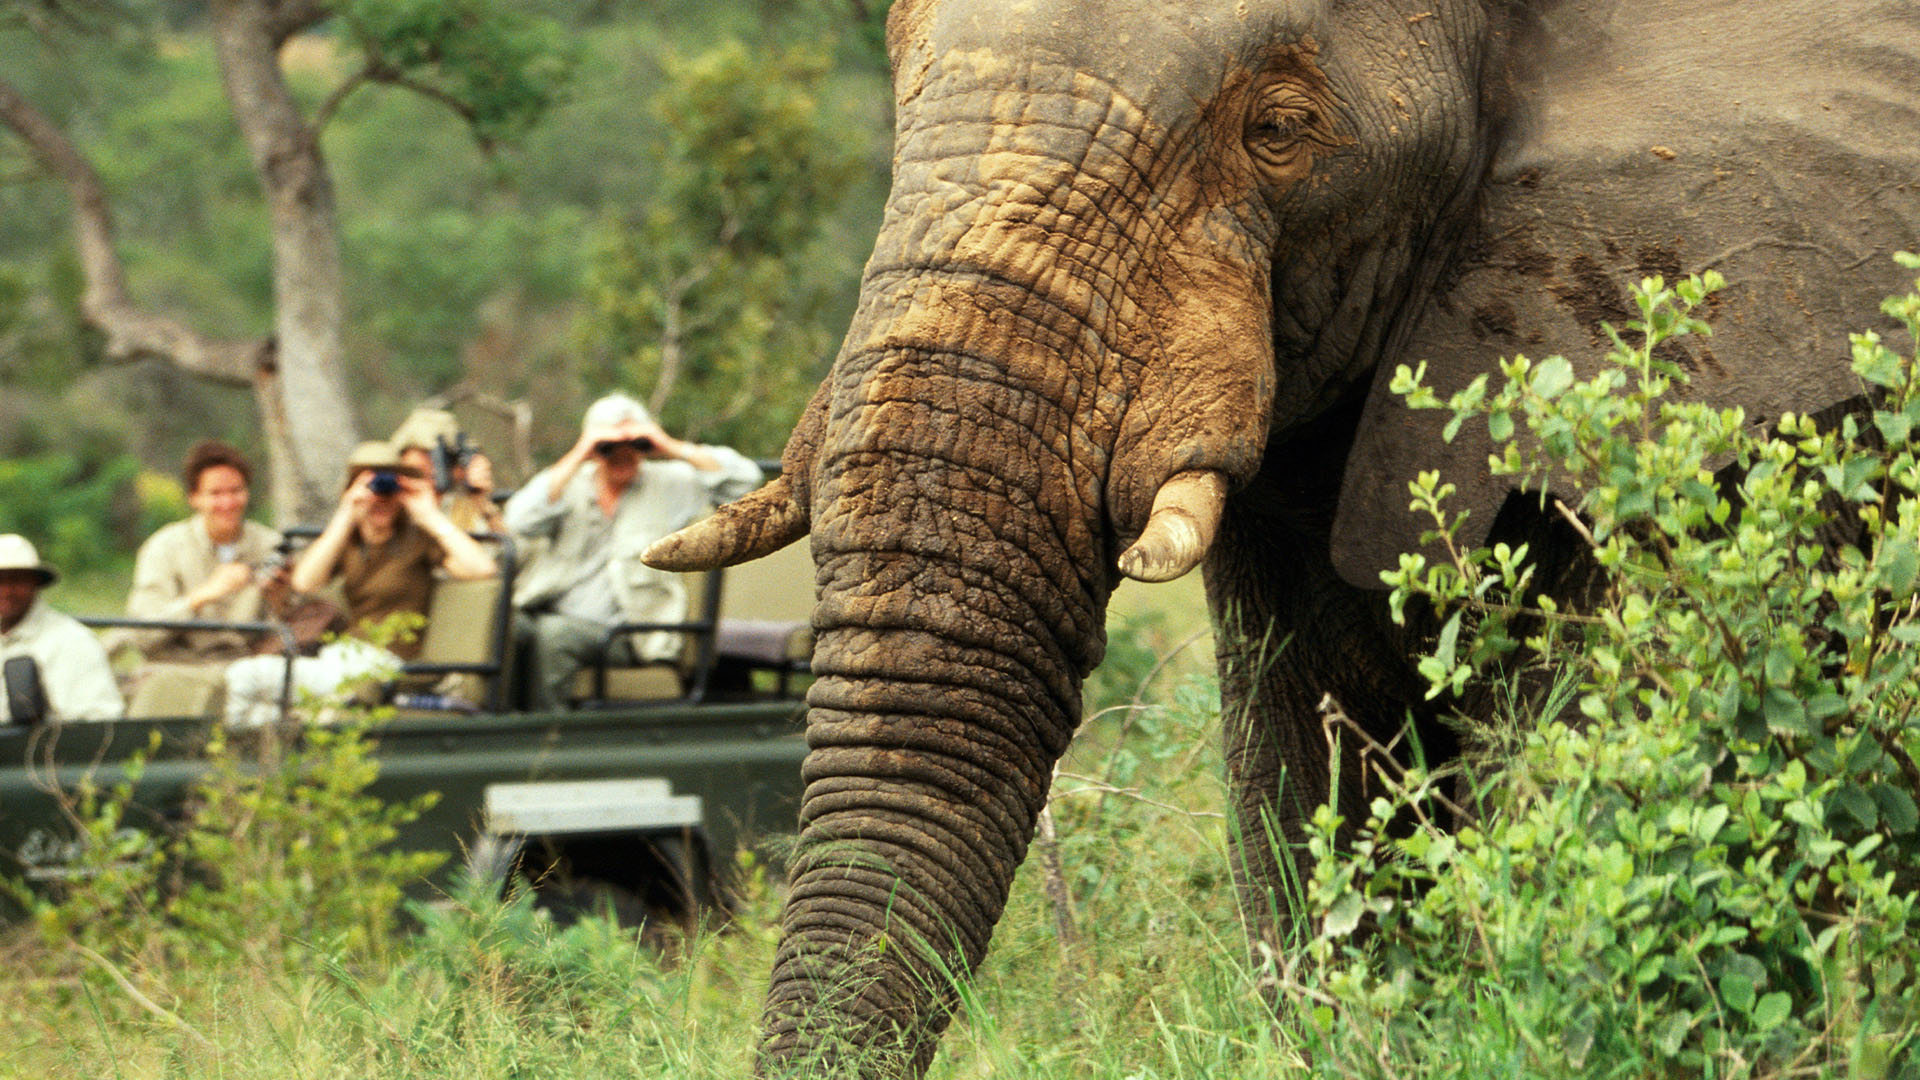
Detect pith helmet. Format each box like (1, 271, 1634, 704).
(0, 534, 58, 586)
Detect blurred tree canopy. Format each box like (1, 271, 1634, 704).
(2, 0, 583, 522)
(574, 40, 863, 452)
(0, 0, 893, 582)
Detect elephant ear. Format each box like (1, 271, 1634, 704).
(1329, 0, 1920, 588)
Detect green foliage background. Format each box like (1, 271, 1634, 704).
(0, 0, 895, 584)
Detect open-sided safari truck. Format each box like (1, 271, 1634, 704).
(0, 521, 817, 927)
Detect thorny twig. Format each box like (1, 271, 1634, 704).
(1032, 805, 1077, 951)
(1030, 802, 1086, 1034)
(1316, 694, 1498, 972)
(1050, 773, 1227, 821)
(1554, 497, 1599, 550)
(1315, 694, 1469, 824)
(1092, 626, 1209, 824)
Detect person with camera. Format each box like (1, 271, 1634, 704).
(223, 442, 497, 726)
(442, 448, 507, 535)
(121, 441, 286, 710)
(392, 406, 506, 535)
(127, 441, 285, 656)
(505, 393, 761, 709)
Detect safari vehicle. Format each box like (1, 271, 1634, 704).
(0, 522, 816, 926)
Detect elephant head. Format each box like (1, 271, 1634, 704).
(648, 0, 1920, 1074)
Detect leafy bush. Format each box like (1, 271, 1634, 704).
(168, 721, 445, 966)
(0, 451, 176, 578)
(12, 716, 443, 972)
(1287, 261, 1920, 1076)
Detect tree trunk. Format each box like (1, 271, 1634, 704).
(211, 0, 360, 523)
(1, 3, 360, 528)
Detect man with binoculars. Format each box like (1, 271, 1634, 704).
(504, 392, 762, 709)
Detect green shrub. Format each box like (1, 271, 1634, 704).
(12, 715, 443, 974)
(167, 720, 446, 967)
(1286, 261, 1920, 1076)
(0, 451, 158, 578)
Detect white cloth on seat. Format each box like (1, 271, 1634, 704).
(223, 638, 400, 727)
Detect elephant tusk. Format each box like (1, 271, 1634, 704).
(644, 475, 810, 570)
(1117, 469, 1227, 583)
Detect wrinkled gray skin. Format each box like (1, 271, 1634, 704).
(648, 0, 1920, 1075)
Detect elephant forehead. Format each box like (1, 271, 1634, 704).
(892, 52, 1164, 206)
(874, 60, 1217, 348)
(913, 0, 1321, 102)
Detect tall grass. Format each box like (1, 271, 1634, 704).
(0, 612, 1310, 1079)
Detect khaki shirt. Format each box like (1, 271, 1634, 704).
(505, 449, 762, 661)
(126, 517, 283, 662)
(1, 597, 123, 722)
(337, 520, 443, 661)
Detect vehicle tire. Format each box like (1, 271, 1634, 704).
(531, 874, 651, 929)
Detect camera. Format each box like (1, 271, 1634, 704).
(368, 470, 401, 496)
(431, 433, 475, 495)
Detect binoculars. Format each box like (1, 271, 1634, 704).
(594, 436, 656, 456)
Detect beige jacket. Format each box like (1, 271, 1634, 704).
(505, 450, 761, 661)
(126, 517, 283, 662)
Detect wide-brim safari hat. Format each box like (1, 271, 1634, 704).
(343, 440, 425, 486)
(390, 407, 462, 454)
(0, 534, 58, 586)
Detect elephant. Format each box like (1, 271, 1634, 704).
(646, 0, 1920, 1075)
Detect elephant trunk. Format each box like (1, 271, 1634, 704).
(759, 321, 1111, 1073)
(643, 60, 1277, 1078)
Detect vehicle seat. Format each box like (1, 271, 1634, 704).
(392, 534, 518, 713)
(569, 569, 718, 705)
(710, 541, 815, 695)
(125, 663, 226, 720)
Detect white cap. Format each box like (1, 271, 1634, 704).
(0, 534, 57, 586)
(583, 393, 653, 432)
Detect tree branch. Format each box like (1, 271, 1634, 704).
(0, 75, 264, 384)
(313, 64, 373, 134)
(263, 0, 328, 47)
(648, 233, 736, 415)
(429, 384, 536, 478)
(365, 66, 489, 149)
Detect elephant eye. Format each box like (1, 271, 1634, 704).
(1245, 91, 1323, 177)
(1254, 107, 1313, 139)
